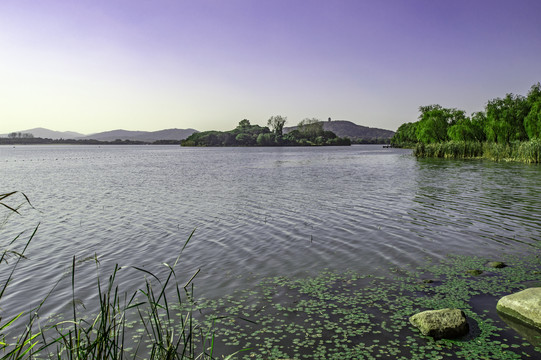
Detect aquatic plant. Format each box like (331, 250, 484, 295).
(0, 191, 45, 359)
(0, 193, 221, 359)
(192, 254, 541, 359)
(3, 191, 541, 358)
(414, 140, 541, 163)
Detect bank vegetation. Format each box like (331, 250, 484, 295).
(391, 83, 541, 163)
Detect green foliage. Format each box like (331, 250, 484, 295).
(485, 93, 529, 143)
(524, 83, 541, 139)
(256, 133, 277, 146)
(297, 118, 324, 139)
(415, 140, 541, 163)
(397, 83, 541, 160)
(416, 105, 467, 144)
(181, 120, 271, 147)
(447, 112, 487, 142)
(181, 118, 350, 147)
(391, 122, 419, 147)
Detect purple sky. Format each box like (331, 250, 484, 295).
(1, 0, 540, 134)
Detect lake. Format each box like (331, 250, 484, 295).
(1, 144, 541, 356)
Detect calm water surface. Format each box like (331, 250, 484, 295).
(1, 145, 541, 319)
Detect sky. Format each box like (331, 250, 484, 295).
(1, 0, 540, 135)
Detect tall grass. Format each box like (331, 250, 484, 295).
(1, 192, 235, 359)
(1, 192, 44, 359)
(414, 139, 541, 163)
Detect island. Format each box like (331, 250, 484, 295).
(181, 116, 351, 147)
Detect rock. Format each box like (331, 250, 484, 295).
(409, 308, 469, 339)
(497, 288, 541, 329)
(466, 269, 483, 276)
(498, 310, 541, 348)
(487, 261, 506, 268)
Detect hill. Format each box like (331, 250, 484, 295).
(83, 128, 198, 142)
(0, 128, 85, 139)
(284, 120, 394, 143)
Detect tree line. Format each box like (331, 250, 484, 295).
(391, 83, 541, 147)
(0, 137, 169, 145)
(181, 116, 351, 147)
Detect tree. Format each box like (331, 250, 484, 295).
(267, 115, 287, 136)
(470, 111, 487, 142)
(235, 133, 255, 146)
(415, 105, 467, 144)
(447, 117, 474, 141)
(391, 122, 419, 145)
(485, 93, 529, 143)
(297, 118, 324, 139)
(524, 83, 541, 139)
(238, 119, 250, 128)
(256, 133, 276, 146)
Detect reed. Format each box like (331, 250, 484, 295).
(1, 193, 225, 359)
(415, 140, 541, 163)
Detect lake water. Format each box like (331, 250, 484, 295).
(1, 144, 541, 337)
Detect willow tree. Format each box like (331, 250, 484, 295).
(524, 83, 541, 139)
(416, 105, 467, 144)
(485, 94, 529, 143)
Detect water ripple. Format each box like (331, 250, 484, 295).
(1, 145, 541, 319)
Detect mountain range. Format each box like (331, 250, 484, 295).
(2, 121, 394, 142)
(0, 127, 198, 142)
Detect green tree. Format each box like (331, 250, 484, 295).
(256, 133, 276, 146)
(391, 122, 419, 146)
(297, 118, 324, 139)
(235, 133, 255, 145)
(447, 117, 474, 141)
(237, 119, 251, 129)
(524, 83, 541, 139)
(267, 115, 287, 136)
(470, 111, 487, 142)
(485, 93, 529, 143)
(447, 113, 487, 142)
(416, 105, 466, 144)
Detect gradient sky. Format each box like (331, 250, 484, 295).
(1, 0, 540, 134)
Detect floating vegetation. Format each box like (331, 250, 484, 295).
(187, 254, 541, 359)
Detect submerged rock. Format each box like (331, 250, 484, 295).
(497, 288, 541, 329)
(409, 308, 469, 339)
(487, 261, 506, 268)
(466, 269, 483, 276)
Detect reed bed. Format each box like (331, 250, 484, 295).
(0, 192, 231, 360)
(414, 140, 541, 163)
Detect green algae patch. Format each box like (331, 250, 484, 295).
(466, 269, 483, 276)
(187, 253, 541, 359)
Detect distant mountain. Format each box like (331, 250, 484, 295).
(82, 128, 198, 142)
(0, 127, 85, 139)
(284, 120, 394, 142)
